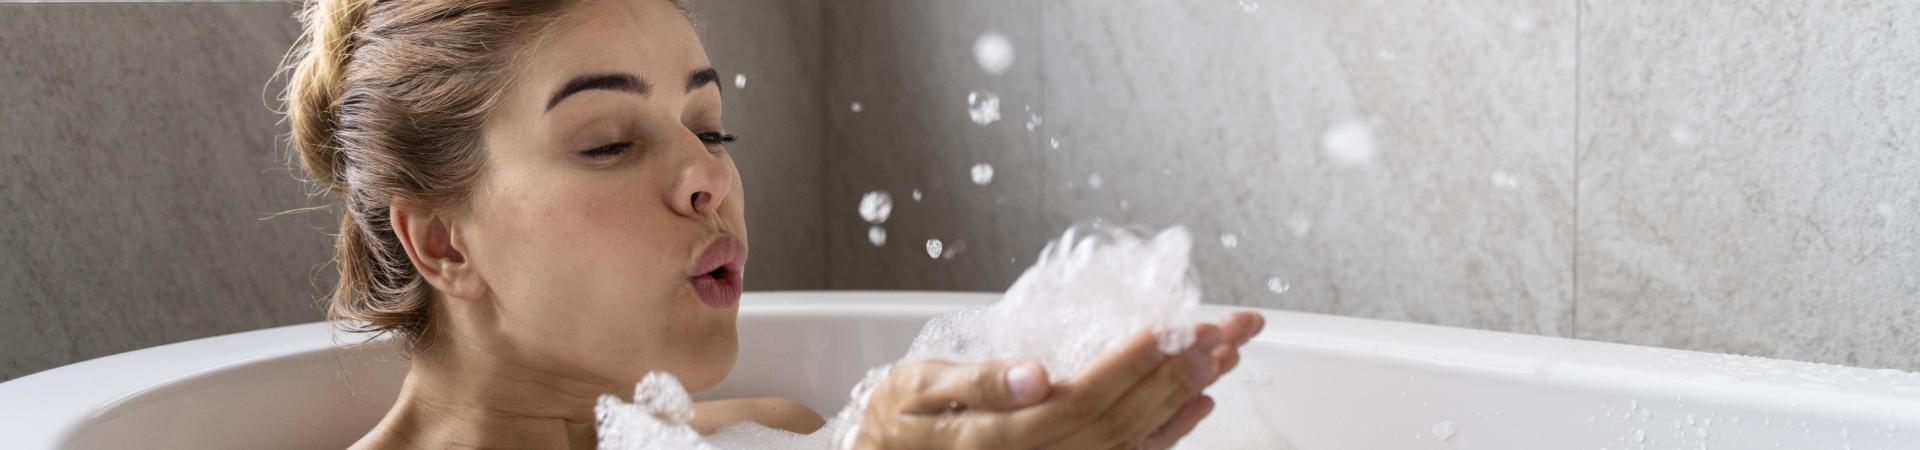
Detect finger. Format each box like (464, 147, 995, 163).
(1059, 329, 1180, 411)
(1042, 334, 1218, 450)
(1217, 311, 1265, 347)
(852, 406, 956, 450)
(1210, 345, 1242, 375)
(896, 359, 1052, 414)
(1139, 395, 1216, 450)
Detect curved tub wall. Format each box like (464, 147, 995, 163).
(2, 291, 1917, 449)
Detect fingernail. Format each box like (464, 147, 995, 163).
(1007, 363, 1047, 404)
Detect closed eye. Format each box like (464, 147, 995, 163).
(580, 142, 630, 159)
(697, 132, 738, 146)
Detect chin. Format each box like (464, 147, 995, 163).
(674, 323, 740, 393)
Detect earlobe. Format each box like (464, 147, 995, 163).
(390, 200, 488, 302)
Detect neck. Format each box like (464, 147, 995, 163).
(359, 338, 621, 450)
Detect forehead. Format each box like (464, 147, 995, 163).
(508, 0, 708, 103)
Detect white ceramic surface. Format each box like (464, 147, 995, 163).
(3, 291, 1918, 449)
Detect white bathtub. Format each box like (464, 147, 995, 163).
(3, 291, 1918, 449)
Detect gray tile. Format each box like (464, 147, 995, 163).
(1038, 0, 1577, 335)
(821, 0, 1054, 291)
(691, 0, 831, 290)
(1577, 1, 1920, 370)
(0, 3, 326, 380)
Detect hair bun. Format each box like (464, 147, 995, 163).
(285, 0, 373, 193)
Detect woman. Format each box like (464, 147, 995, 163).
(284, 0, 1265, 448)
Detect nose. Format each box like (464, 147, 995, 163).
(669, 138, 733, 218)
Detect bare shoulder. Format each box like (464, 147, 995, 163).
(690, 397, 827, 435)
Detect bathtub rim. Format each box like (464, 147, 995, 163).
(4, 289, 1919, 449)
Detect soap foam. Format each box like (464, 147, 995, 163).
(598, 225, 1292, 449)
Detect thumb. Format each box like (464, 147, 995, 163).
(900, 360, 1053, 414)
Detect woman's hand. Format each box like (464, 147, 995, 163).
(850, 311, 1266, 450)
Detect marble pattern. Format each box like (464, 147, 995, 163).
(1577, 1, 1920, 370)
(822, 0, 1577, 335)
(824, 0, 1920, 370)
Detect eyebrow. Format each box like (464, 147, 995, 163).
(544, 67, 722, 113)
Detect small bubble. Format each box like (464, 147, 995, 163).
(868, 226, 887, 247)
(1087, 173, 1103, 190)
(1376, 48, 1398, 61)
(926, 239, 944, 259)
(1491, 171, 1520, 189)
(733, 74, 747, 89)
(1266, 276, 1290, 294)
(857, 191, 893, 224)
(1429, 420, 1456, 441)
(1323, 119, 1377, 165)
(1026, 112, 1043, 131)
(850, 101, 864, 113)
(911, 189, 923, 202)
(970, 163, 995, 185)
(1219, 233, 1239, 249)
(967, 91, 1002, 125)
(973, 32, 1015, 75)
(1237, 0, 1260, 13)
(1049, 137, 1061, 149)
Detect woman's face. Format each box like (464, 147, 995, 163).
(461, 0, 746, 392)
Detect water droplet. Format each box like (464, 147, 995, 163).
(973, 32, 1015, 75)
(1087, 173, 1103, 190)
(850, 101, 864, 113)
(1266, 276, 1290, 294)
(967, 91, 1002, 125)
(1219, 233, 1239, 249)
(868, 226, 887, 247)
(926, 239, 944, 259)
(1323, 119, 1377, 165)
(1429, 420, 1456, 441)
(970, 163, 995, 185)
(733, 73, 747, 89)
(857, 191, 893, 224)
(911, 189, 923, 202)
(1491, 171, 1520, 189)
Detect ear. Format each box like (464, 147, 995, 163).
(390, 198, 489, 302)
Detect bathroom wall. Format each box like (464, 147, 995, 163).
(0, 1, 828, 381)
(4, 0, 1915, 381)
(820, 1, 1920, 371)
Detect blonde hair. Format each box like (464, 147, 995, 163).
(283, 0, 575, 347)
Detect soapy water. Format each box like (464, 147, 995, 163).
(973, 32, 1014, 76)
(856, 191, 892, 224)
(967, 91, 1001, 126)
(596, 225, 1294, 449)
(970, 163, 995, 185)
